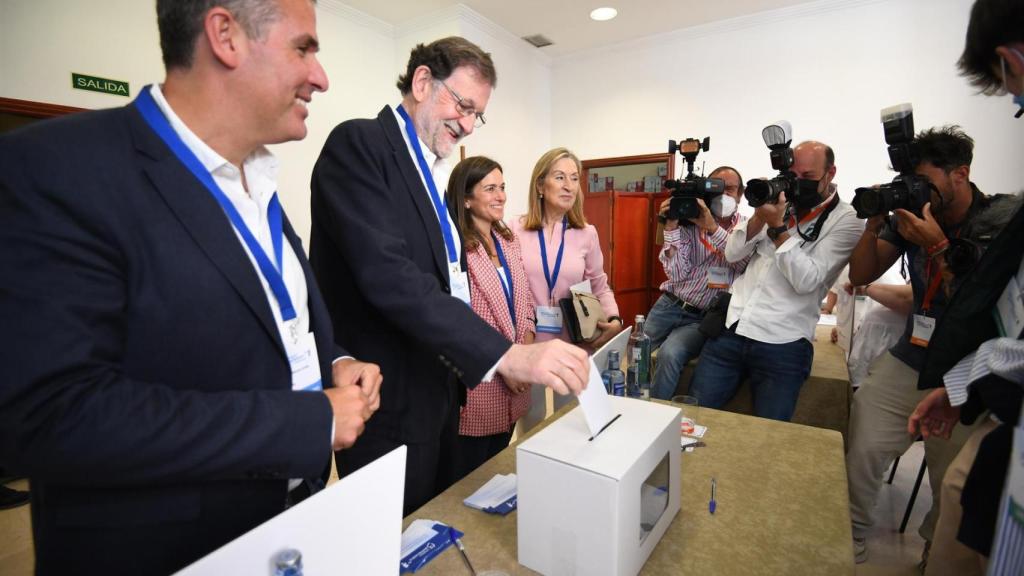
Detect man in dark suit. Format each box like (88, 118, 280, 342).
(310, 37, 590, 514)
(0, 1, 380, 574)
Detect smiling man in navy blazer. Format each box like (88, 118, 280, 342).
(310, 37, 591, 515)
(0, 1, 381, 574)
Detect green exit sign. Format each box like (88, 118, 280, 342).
(72, 73, 130, 97)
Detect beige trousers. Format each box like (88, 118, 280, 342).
(924, 417, 997, 576)
(847, 352, 977, 542)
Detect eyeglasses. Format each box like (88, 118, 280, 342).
(440, 80, 486, 128)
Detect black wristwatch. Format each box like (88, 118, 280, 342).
(607, 315, 623, 326)
(766, 224, 788, 241)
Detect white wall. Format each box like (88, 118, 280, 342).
(4, 0, 1021, 243)
(551, 0, 1024, 208)
(0, 0, 163, 108)
(270, 1, 396, 242)
(0, 0, 397, 244)
(0, 1, 549, 242)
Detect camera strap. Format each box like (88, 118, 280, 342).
(698, 231, 721, 255)
(790, 193, 839, 245)
(921, 259, 944, 314)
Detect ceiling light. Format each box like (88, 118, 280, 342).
(590, 7, 618, 21)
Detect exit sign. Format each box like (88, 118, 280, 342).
(72, 73, 130, 97)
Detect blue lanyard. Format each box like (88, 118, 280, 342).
(395, 105, 458, 264)
(133, 85, 296, 322)
(538, 216, 568, 303)
(491, 232, 517, 328)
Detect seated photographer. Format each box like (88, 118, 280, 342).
(688, 141, 862, 422)
(644, 166, 750, 401)
(844, 126, 1020, 565)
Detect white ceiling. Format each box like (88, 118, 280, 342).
(338, 0, 822, 57)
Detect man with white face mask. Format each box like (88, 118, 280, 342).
(644, 166, 750, 400)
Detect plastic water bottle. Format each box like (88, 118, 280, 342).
(602, 349, 626, 396)
(626, 315, 652, 400)
(274, 549, 303, 576)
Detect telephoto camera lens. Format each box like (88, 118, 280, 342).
(852, 186, 893, 218)
(745, 177, 787, 207)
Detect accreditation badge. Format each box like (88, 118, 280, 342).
(285, 332, 322, 391)
(449, 263, 471, 305)
(536, 305, 563, 334)
(994, 276, 1024, 338)
(909, 314, 936, 347)
(707, 267, 730, 290)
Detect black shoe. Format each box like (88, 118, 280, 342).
(0, 485, 30, 510)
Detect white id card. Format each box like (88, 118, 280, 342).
(909, 314, 936, 348)
(994, 276, 1024, 338)
(536, 305, 563, 334)
(285, 332, 323, 391)
(449, 264, 471, 305)
(707, 267, 730, 290)
(570, 279, 593, 294)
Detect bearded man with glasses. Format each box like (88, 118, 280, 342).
(310, 36, 590, 515)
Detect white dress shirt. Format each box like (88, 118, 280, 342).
(724, 192, 864, 344)
(390, 105, 462, 267)
(151, 85, 312, 362)
(151, 85, 329, 483)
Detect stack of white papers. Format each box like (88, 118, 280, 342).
(400, 520, 446, 559)
(463, 473, 517, 514)
(399, 519, 462, 573)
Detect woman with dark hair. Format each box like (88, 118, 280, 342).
(445, 156, 535, 482)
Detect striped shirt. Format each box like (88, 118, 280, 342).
(944, 338, 1024, 407)
(659, 214, 749, 310)
(986, 420, 1024, 576)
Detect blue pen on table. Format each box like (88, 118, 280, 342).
(448, 526, 477, 575)
(709, 478, 717, 514)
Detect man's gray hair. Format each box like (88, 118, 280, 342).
(157, 0, 309, 70)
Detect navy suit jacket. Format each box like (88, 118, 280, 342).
(309, 106, 510, 445)
(0, 104, 337, 575)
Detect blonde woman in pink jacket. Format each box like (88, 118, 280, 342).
(510, 148, 622, 433)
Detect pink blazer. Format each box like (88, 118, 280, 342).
(460, 231, 535, 436)
(510, 216, 619, 344)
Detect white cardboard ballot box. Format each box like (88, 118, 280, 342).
(516, 397, 681, 576)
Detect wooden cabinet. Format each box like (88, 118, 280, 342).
(582, 153, 675, 325)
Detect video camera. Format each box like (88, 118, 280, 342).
(745, 121, 796, 208)
(660, 137, 724, 223)
(852, 103, 931, 218)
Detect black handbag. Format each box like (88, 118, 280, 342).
(559, 290, 606, 344)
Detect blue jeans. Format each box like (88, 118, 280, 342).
(689, 328, 813, 422)
(644, 294, 707, 400)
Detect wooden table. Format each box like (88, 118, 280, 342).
(404, 403, 853, 575)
